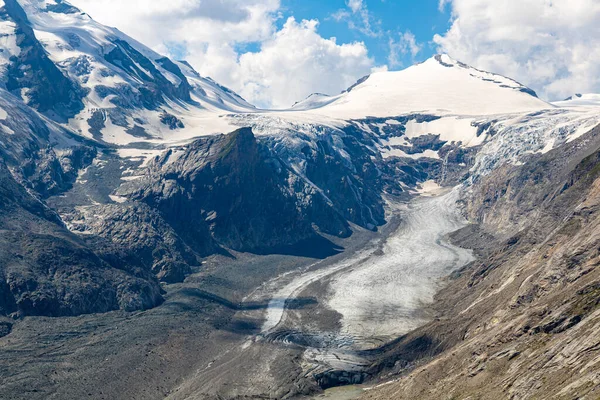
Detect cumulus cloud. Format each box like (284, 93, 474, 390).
(434, 0, 600, 100)
(69, 0, 374, 108)
(388, 31, 422, 68)
(72, 0, 279, 44)
(237, 18, 374, 108)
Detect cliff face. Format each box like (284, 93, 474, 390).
(0, 160, 163, 317)
(130, 128, 352, 254)
(2, 0, 85, 117)
(362, 126, 600, 399)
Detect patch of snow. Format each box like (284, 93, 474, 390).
(0, 19, 19, 69)
(2, 124, 14, 135)
(99, 115, 138, 145)
(382, 148, 440, 160)
(414, 180, 446, 197)
(20, 88, 31, 104)
(108, 195, 127, 203)
(385, 136, 410, 146)
(405, 117, 484, 147)
(120, 175, 143, 181)
(116, 148, 163, 167)
(539, 137, 556, 154)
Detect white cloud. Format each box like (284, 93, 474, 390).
(438, 0, 451, 12)
(347, 0, 364, 14)
(388, 31, 422, 68)
(69, 0, 374, 108)
(434, 0, 600, 100)
(238, 18, 374, 108)
(332, 0, 381, 38)
(331, 9, 351, 22)
(73, 0, 280, 45)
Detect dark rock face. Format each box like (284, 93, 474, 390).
(104, 39, 191, 109)
(397, 134, 447, 155)
(21, 145, 97, 198)
(301, 126, 386, 230)
(160, 111, 185, 130)
(344, 75, 370, 93)
(125, 124, 151, 139)
(1, 0, 85, 117)
(0, 322, 11, 337)
(65, 203, 201, 284)
(94, 84, 139, 110)
(45, 0, 80, 14)
(131, 128, 350, 255)
(155, 57, 193, 97)
(315, 370, 367, 389)
(87, 110, 106, 140)
(0, 160, 164, 318)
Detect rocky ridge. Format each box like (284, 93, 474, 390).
(360, 126, 600, 400)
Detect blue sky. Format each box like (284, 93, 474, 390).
(281, 0, 451, 68)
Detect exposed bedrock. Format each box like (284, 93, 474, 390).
(130, 127, 353, 254)
(361, 125, 600, 399)
(0, 160, 163, 318)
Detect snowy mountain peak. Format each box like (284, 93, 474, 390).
(0, 0, 257, 146)
(433, 53, 461, 67)
(432, 54, 538, 97)
(291, 93, 335, 110)
(554, 93, 600, 107)
(290, 54, 552, 119)
(17, 0, 82, 14)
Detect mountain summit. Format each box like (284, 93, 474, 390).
(0, 0, 254, 146)
(292, 54, 551, 117)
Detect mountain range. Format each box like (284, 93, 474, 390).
(1, 1, 600, 399)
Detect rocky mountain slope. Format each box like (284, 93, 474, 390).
(0, 158, 163, 317)
(0, 0, 384, 315)
(360, 122, 600, 400)
(1, 1, 600, 398)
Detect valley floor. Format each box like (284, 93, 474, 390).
(0, 189, 475, 400)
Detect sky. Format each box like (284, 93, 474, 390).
(69, 0, 600, 109)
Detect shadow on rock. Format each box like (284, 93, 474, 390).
(249, 235, 345, 259)
(167, 288, 318, 312)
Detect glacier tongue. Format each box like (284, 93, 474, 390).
(327, 189, 475, 345)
